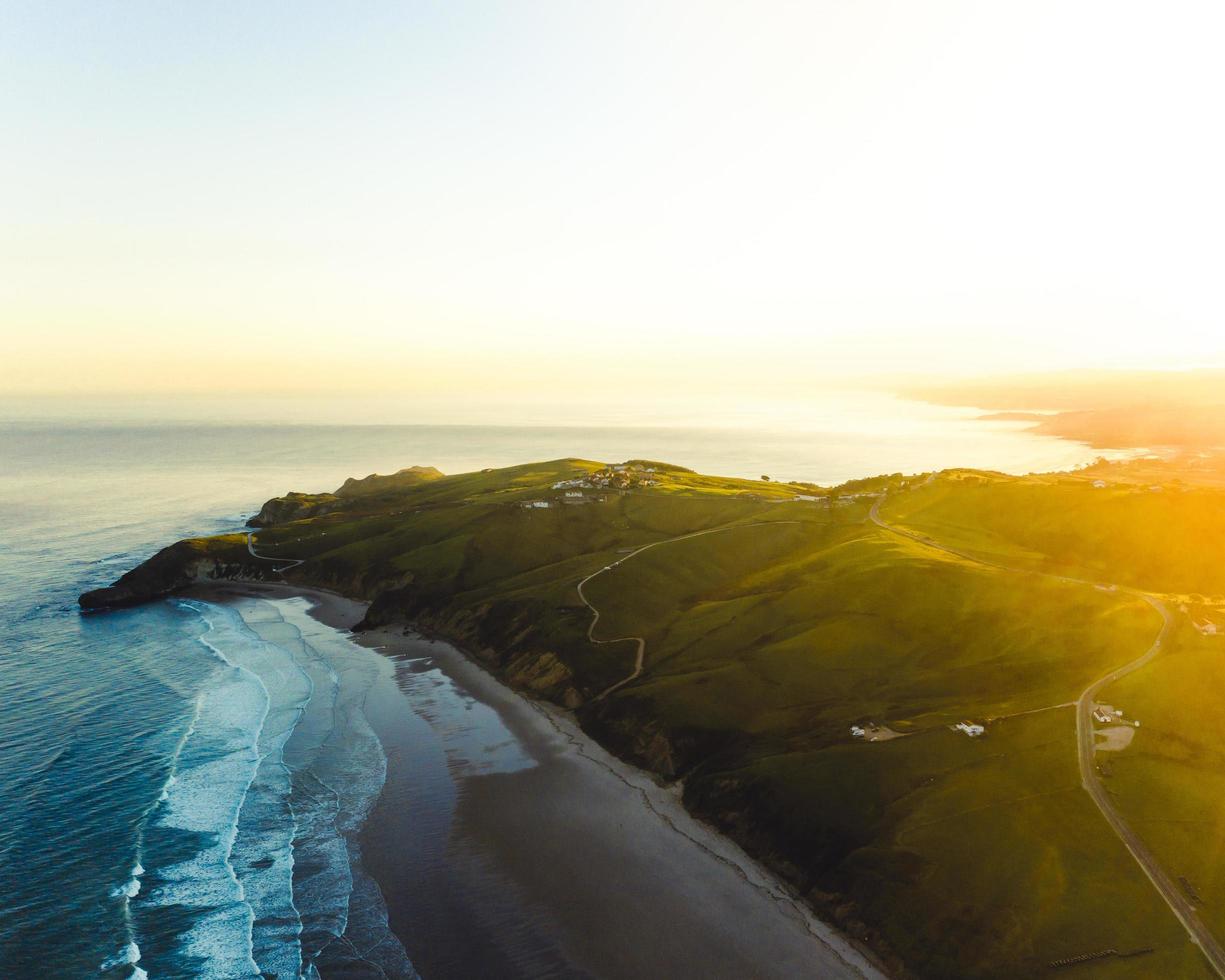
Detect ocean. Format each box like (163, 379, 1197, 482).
(0, 410, 1113, 977)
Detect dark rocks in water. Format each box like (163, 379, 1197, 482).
(79, 584, 155, 610)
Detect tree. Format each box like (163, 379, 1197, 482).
(761, 475, 771, 482)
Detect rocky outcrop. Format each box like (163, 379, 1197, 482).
(247, 492, 340, 527)
(79, 539, 266, 609)
(246, 465, 445, 527)
(504, 651, 584, 709)
(335, 466, 443, 498)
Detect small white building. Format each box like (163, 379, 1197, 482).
(850, 725, 865, 738)
(955, 722, 985, 738)
(1092, 480, 1107, 489)
(794, 494, 820, 502)
(1198, 621, 1219, 636)
(565, 491, 583, 498)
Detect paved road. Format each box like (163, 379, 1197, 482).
(1074, 597, 1225, 975)
(871, 492, 1225, 976)
(578, 521, 801, 701)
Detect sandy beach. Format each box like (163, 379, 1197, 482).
(187, 581, 884, 980)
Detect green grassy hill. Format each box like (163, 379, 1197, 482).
(880, 469, 1225, 595)
(85, 456, 1225, 977)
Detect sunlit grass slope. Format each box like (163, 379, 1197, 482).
(881, 469, 1225, 595)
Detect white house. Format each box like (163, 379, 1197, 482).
(954, 722, 985, 737)
(794, 494, 820, 502)
(1092, 480, 1107, 489)
(850, 725, 865, 738)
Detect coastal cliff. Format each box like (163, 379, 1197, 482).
(81, 455, 1223, 978)
(79, 535, 270, 609)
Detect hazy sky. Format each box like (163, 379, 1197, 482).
(3, 1, 1224, 407)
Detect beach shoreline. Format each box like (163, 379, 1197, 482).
(185, 580, 887, 979)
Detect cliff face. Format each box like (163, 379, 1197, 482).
(362, 586, 590, 708)
(79, 538, 267, 609)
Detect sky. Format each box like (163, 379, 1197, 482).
(3, 1, 1224, 417)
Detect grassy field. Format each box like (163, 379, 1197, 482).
(1098, 618, 1225, 946)
(128, 456, 1225, 976)
(726, 710, 1207, 978)
(880, 469, 1225, 596)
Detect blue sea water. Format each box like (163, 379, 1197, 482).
(0, 413, 1112, 977)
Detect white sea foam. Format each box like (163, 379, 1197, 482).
(134, 601, 271, 978)
(110, 877, 140, 899)
(210, 606, 313, 979)
(124, 596, 413, 978)
(100, 940, 141, 970)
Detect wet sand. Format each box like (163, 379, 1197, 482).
(189, 581, 885, 979)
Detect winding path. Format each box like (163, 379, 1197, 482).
(580, 521, 801, 701)
(870, 493, 1225, 976)
(246, 532, 305, 575)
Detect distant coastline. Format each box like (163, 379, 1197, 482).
(903, 369, 1225, 452)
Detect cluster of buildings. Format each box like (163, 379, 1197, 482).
(849, 722, 894, 742)
(1093, 702, 1138, 727)
(954, 721, 985, 738)
(552, 464, 661, 492)
(520, 492, 607, 509)
(828, 491, 884, 506)
(771, 491, 877, 506)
